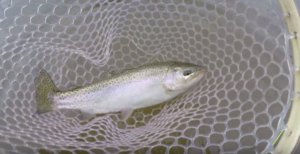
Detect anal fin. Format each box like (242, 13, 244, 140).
(120, 108, 134, 121)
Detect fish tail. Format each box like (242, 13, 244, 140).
(34, 70, 59, 115)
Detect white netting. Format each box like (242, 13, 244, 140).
(0, 0, 293, 153)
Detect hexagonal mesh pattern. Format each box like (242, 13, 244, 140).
(0, 0, 293, 153)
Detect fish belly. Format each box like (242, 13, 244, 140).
(55, 78, 176, 114)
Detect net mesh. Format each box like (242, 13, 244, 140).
(0, 0, 293, 153)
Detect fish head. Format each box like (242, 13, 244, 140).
(164, 62, 206, 93)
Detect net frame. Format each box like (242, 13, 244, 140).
(274, 0, 300, 153)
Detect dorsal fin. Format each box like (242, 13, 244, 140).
(68, 85, 81, 91)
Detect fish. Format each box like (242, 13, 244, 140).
(34, 61, 206, 121)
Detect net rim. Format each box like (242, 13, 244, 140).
(275, 0, 300, 153)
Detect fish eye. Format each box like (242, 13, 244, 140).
(183, 70, 192, 76)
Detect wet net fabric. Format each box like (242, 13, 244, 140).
(0, 0, 293, 153)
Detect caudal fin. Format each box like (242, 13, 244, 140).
(34, 70, 59, 115)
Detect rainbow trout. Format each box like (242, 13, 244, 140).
(35, 62, 206, 120)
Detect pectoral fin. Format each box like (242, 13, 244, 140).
(162, 84, 173, 95)
(80, 110, 96, 121)
(120, 108, 134, 121)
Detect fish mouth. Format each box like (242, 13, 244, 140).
(188, 68, 206, 82)
(195, 68, 206, 77)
